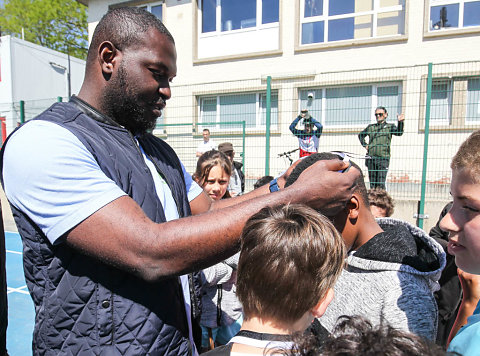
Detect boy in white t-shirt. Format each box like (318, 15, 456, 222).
(196, 129, 217, 157)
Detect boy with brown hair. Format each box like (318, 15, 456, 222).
(203, 204, 346, 355)
(438, 130, 480, 354)
(368, 187, 395, 218)
(285, 153, 446, 341)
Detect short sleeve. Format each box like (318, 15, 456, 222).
(182, 163, 203, 202)
(2, 121, 127, 244)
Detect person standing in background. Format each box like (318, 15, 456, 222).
(218, 143, 244, 197)
(196, 129, 217, 157)
(358, 107, 404, 189)
(289, 109, 323, 158)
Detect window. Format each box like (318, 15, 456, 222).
(299, 83, 402, 127)
(430, 80, 452, 124)
(199, 92, 278, 130)
(139, 2, 163, 20)
(201, 0, 279, 34)
(429, 0, 480, 31)
(466, 77, 480, 123)
(300, 0, 405, 45)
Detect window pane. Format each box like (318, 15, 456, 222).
(262, 0, 279, 24)
(430, 80, 451, 122)
(328, 0, 354, 16)
(325, 86, 371, 126)
(464, 1, 480, 27)
(354, 14, 373, 39)
(377, 11, 404, 36)
(299, 89, 322, 123)
(151, 5, 163, 20)
(220, 94, 256, 129)
(305, 0, 323, 17)
(430, 4, 459, 30)
(260, 92, 278, 126)
(380, 0, 402, 6)
(378, 86, 401, 120)
(221, 0, 256, 31)
(202, 0, 217, 33)
(201, 97, 217, 124)
(467, 78, 480, 122)
(329, 18, 354, 41)
(302, 21, 324, 44)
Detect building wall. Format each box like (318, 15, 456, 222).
(0, 36, 86, 134)
(81, 0, 480, 226)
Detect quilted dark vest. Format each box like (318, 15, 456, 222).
(0, 98, 194, 355)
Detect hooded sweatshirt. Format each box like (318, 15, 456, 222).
(319, 218, 446, 340)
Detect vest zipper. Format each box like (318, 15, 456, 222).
(130, 133, 192, 352)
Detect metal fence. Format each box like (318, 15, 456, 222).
(14, 60, 480, 230)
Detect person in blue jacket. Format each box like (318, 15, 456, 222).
(289, 109, 323, 158)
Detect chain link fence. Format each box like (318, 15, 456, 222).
(13, 60, 480, 230)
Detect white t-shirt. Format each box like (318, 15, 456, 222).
(2, 120, 203, 354)
(298, 135, 320, 153)
(196, 140, 217, 154)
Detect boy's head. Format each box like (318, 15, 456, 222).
(253, 175, 274, 190)
(440, 130, 480, 274)
(236, 204, 345, 328)
(296, 315, 448, 356)
(368, 188, 395, 218)
(285, 153, 374, 251)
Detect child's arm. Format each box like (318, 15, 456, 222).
(447, 268, 480, 346)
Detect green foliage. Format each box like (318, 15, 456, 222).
(0, 0, 88, 59)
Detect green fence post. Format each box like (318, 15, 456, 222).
(57, 96, 63, 102)
(19, 100, 25, 124)
(265, 76, 272, 176)
(418, 63, 433, 229)
(242, 120, 246, 173)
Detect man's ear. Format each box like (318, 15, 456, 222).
(346, 195, 360, 220)
(98, 41, 119, 76)
(311, 288, 334, 318)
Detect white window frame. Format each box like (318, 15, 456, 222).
(428, 79, 453, 126)
(199, 0, 279, 38)
(198, 91, 278, 131)
(138, 1, 164, 20)
(300, 0, 404, 44)
(429, 0, 480, 31)
(466, 77, 480, 124)
(298, 82, 403, 128)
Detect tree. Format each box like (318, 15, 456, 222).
(0, 0, 88, 59)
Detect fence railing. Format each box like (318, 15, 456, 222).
(11, 60, 480, 231)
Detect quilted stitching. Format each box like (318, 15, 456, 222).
(4, 102, 193, 355)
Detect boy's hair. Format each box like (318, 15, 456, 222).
(285, 153, 368, 206)
(237, 204, 345, 324)
(451, 130, 480, 183)
(292, 315, 452, 356)
(253, 175, 274, 190)
(368, 188, 395, 217)
(203, 128, 210, 134)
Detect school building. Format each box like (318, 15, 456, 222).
(79, 0, 480, 230)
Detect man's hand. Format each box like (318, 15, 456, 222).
(288, 159, 359, 215)
(397, 113, 405, 122)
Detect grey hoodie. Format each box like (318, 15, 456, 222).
(319, 218, 446, 340)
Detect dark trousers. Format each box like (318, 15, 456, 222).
(366, 157, 389, 189)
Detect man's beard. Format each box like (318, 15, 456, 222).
(101, 63, 159, 135)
